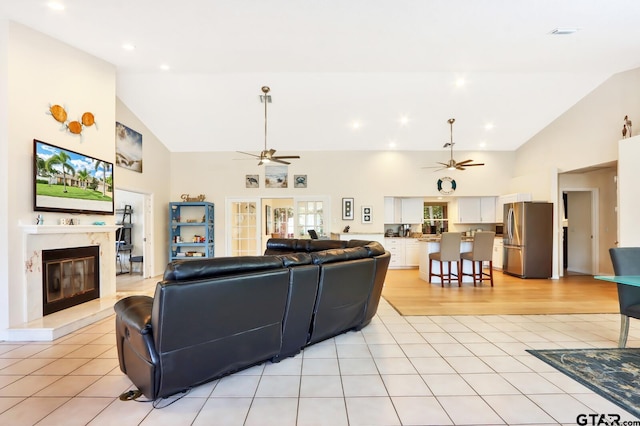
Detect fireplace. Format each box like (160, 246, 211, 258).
(42, 246, 100, 315)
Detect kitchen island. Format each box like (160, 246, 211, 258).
(418, 238, 478, 284)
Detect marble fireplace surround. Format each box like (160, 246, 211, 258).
(10, 225, 120, 341)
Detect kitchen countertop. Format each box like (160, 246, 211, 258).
(418, 236, 475, 242)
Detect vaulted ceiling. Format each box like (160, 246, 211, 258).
(2, 1, 640, 153)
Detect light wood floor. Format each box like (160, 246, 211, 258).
(381, 268, 620, 316)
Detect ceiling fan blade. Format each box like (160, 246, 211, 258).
(463, 163, 485, 167)
(270, 158, 291, 165)
(273, 155, 300, 160)
(456, 159, 474, 165)
(237, 151, 261, 159)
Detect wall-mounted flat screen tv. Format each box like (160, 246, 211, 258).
(34, 139, 114, 215)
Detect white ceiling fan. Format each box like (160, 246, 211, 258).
(237, 86, 301, 166)
(424, 118, 485, 171)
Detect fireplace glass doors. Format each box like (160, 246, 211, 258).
(42, 246, 100, 315)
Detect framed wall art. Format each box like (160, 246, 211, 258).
(361, 205, 372, 223)
(115, 122, 143, 173)
(246, 174, 259, 188)
(265, 165, 288, 188)
(294, 175, 307, 188)
(342, 197, 354, 220)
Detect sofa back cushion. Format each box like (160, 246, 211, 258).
(310, 247, 370, 265)
(163, 256, 284, 281)
(346, 240, 386, 256)
(151, 268, 290, 398)
(308, 257, 375, 344)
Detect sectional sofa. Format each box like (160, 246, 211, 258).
(114, 238, 390, 400)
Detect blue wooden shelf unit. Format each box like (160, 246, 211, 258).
(169, 201, 215, 261)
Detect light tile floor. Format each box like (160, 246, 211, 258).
(1, 298, 639, 425)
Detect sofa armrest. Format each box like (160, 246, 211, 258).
(114, 296, 157, 366)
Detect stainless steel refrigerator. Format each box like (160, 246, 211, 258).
(503, 202, 553, 278)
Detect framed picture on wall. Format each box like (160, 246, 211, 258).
(342, 198, 354, 220)
(362, 205, 372, 223)
(246, 174, 259, 188)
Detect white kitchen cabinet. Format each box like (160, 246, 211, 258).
(384, 197, 424, 224)
(384, 238, 405, 268)
(457, 197, 496, 223)
(480, 197, 496, 223)
(492, 237, 503, 270)
(384, 237, 420, 268)
(384, 197, 396, 223)
(457, 198, 481, 223)
(496, 193, 532, 222)
(401, 198, 424, 224)
(404, 238, 420, 266)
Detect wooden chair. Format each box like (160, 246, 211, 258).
(461, 231, 496, 286)
(609, 247, 640, 347)
(429, 232, 462, 287)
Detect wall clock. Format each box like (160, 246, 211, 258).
(437, 177, 456, 195)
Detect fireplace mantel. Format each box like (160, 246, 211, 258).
(21, 224, 120, 234)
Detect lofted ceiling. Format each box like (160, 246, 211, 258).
(2, 1, 640, 153)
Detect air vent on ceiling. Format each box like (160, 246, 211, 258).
(550, 28, 579, 35)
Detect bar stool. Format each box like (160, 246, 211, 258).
(461, 231, 496, 286)
(429, 232, 462, 287)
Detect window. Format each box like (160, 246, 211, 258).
(297, 201, 324, 238)
(423, 203, 448, 233)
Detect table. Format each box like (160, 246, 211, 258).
(595, 275, 640, 286)
(594, 275, 640, 347)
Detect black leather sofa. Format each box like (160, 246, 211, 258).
(114, 238, 390, 400)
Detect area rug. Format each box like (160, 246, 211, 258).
(527, 348, 640, 418)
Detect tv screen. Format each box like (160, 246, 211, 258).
(34, 139, 114, 215)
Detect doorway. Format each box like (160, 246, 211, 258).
(114, 189, 154, 280)
(563, 190, 597, 275)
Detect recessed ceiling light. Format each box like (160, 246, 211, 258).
(388, 141, 397, 149)
(455, 78, 466, 87)
(484, 123, 494, 130)
(399, 116, 409, 126)
(550, 28, 579, 35)
(47, 2, 65, 11)
(160, 64, 170, 71)
(122, 43, 136, 51)
(479, 141, 487, 148)
(351, 121, 361, 130)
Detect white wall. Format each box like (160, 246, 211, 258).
(618, 135, 640, 247)
(170, 150, 516, 256)
(114, 98, 171, 276)
(2, 22, 117, 334)
(0, 20, 10, 336)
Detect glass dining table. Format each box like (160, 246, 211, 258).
(595, 275, 640, 286)
(595, 275, 640, 347)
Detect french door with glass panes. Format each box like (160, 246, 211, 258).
(227, 199, 259, 256)
(226, 196, 330, 256)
